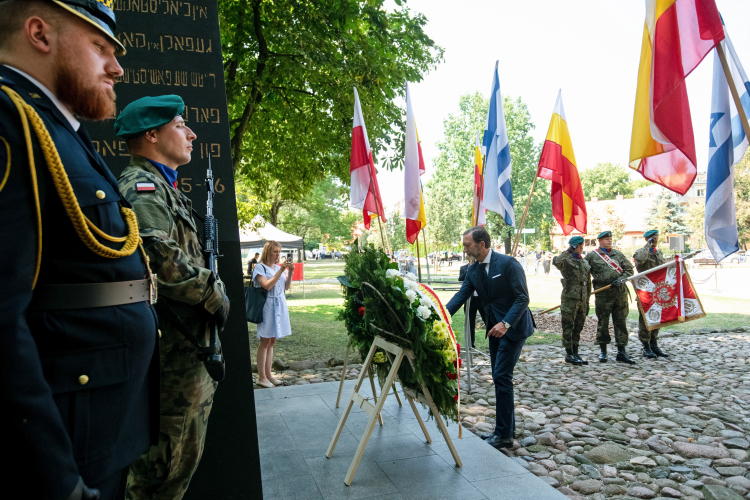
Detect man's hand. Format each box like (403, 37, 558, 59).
(488, 322, 508, 338)
(214, 292, 230, 331)
(611, 277, 626, 288)
(66, 477, 100, 500)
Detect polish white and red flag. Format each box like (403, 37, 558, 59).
(632, 256, 705, 330)
(350, 87, 386, 230)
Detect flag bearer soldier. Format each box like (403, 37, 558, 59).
(553, 236, 591, 366)
(0, 1, 159, 498)
(585, 230, 636, 364)
(115, 95, 230, 500)
(633, 229, 669, 358)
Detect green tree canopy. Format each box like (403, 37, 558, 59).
(273, 177, 360, 248)
(426, 92, 547, 252)
(221, 0, 443, 205)
(735, 149, 750, 248)
(645, 192, 690, 237)
(579, 162, 651, 201)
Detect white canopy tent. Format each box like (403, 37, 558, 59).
(238, 221, 304, 251)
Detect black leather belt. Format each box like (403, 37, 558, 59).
(30, 279, 154, 311)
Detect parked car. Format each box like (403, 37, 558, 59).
(729, 251, 746, 264)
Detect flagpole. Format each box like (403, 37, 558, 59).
(537, 250, 703, 314)
(416, 239, 423, 282)
(511, 174, 539, 256)
(475, 150, 488, 227)
(717, 43, 750, 142)
(365, 161, 388, 252)
(474, 60, 498, 227)
(382, 218, 394, 259)
(422, 228, 431, 281)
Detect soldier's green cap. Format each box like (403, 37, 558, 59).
(114, 95, 185, 139)
(597, 230, 612, 239)
(569, 236, 584, 246)
(644, 230, 658, 238)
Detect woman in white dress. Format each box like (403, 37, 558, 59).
(252, 241, 294, 388)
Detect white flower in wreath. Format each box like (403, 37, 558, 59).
(417, 305, 432, 320)
(403, 279, 419, 292)
(405, 289, 418, 304)
(420, 297, 435, 310)
(404, 272, 418, 281)
(386, 269, 400, 279)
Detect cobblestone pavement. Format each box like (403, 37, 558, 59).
(256, 327, 750, 500)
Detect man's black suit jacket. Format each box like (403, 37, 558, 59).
(447, 251, 534, 342)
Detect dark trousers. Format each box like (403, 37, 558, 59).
(463, 297, 487, 348)
(489, 333, 526, 439)
(92, 467, 127, 500)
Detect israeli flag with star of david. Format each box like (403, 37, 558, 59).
(706, 28, 749, 263)
(481, 63, 514, 227)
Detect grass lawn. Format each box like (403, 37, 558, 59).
(247, 276, 750, 365)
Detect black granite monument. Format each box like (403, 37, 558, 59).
(86, 1, 263, 498)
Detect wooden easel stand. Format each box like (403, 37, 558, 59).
(327, 335, 462, 486)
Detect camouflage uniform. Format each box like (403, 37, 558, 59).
(585, 248, 634, 346)
(118, 155, 226, 500)
(553, 250, 591, 348)
(633, 244, 665, 343)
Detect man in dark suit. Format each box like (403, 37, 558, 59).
(446, 227, 534, 451)
(0, 2, 158, 499)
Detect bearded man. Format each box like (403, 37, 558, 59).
(0, 2, 159, 499)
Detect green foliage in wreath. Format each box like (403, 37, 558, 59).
(336, 243, 459, 422)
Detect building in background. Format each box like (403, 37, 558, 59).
(549, 172, 707, 252)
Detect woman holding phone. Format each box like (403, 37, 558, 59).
(252, 240, 294, 388)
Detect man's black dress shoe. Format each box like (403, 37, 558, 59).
(480, 433, 493, 440)
(485, 435, 513, 450)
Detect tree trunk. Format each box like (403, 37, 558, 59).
(504, 233, 512, 255)
(268, 200, 284, 226)
(230, 0, 269, 172)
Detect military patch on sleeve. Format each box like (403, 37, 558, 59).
(136, 182, 156, 192)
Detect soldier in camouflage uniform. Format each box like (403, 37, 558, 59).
(114, 95, 230, 500)
(633, 229, 669, 359)
(553, 236, 591, 366)
(585, 230, 636, 364)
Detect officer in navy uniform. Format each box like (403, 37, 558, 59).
(0, 1, 158, 499)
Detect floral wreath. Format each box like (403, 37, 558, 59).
(337, 244, 460, 423)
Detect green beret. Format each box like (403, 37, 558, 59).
(597, 230, 612, 239)
(114, 95, 185, 139)
(569, 236, 584, 246)
(644, 230, 658, 238)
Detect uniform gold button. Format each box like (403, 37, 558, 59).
(96, 190, 106, 199)
(158, 329, 162, 338)
(78, 375, 89, 385)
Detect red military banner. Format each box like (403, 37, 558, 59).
(631, 257, 705, 331)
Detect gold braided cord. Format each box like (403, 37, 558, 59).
(1, 86, 141, 262)
(0, 136, 11, 192)
(2, 86, 43, 288)
(86, 216, 128, 242)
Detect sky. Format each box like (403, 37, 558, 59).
(374, 0, 750, 208)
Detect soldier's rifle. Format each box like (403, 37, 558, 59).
(202, 153, 226, 381)
(536, 249, 703, 316)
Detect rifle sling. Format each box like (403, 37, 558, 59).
(154, 299, 218, 356)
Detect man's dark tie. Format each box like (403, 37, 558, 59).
(479, 262, 489, 293)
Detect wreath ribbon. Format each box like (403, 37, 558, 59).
(417, 282, 462, 438)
